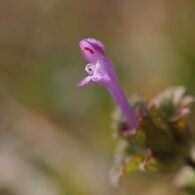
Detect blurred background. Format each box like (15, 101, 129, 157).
(0, 0, 195, 194)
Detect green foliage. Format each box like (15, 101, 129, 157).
(124, 155, 144, 173)
(111, 87, 194, 185)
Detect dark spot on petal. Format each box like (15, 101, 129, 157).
(84, 47, 94, 54)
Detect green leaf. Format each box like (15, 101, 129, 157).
(124, 155, 144, 173)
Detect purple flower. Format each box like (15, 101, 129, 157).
(78, 38, 138, 132)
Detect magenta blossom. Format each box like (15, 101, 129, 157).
(78, 38, 137, 132)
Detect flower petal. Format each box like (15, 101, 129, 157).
(85, 63, 96, 76)
(79, 39, 105, 63)
(85, 38, 104, 51)
(93, 61, 111, 82)
(78, 76, 91, 86)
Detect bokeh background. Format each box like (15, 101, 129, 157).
(0, 0, 195, 194)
